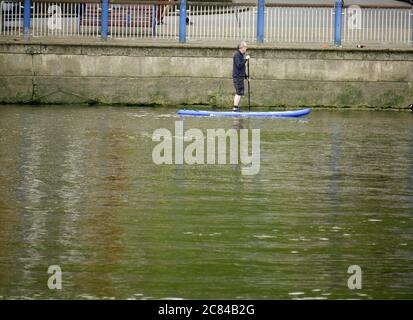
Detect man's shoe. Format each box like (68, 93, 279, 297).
(232, 107, 240, 112)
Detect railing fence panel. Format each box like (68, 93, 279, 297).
(0, 1, 411, 45)
(265, 6, 334, 43)
(186, 4, 256, 42)
(1, 0, 24, 36)
(342, 7, 411, 44)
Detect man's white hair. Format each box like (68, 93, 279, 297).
(239, 41, 248, 49)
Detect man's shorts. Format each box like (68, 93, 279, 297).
(233, 77, 245, 96)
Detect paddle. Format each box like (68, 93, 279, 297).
(247, 59, 251, 112)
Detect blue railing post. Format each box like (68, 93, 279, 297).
(101, 0, 109, 40)
(152, 5, 157, 37)
(257, 0, 265, 43)
(334, 0, 343, 46)
(179, 0, 187, 43)
(23, 0, 31, 40)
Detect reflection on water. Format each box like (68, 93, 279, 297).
(0, 106, 412, 299)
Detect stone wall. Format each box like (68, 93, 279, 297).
(0, 40, 412, 109)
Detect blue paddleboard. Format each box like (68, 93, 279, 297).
(177, 108, 311, 118)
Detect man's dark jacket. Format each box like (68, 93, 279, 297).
(233, 50, 247, 79)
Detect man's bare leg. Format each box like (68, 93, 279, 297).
(233, 95, 241, 111)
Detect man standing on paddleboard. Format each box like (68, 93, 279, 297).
(232, 41, 250, 112)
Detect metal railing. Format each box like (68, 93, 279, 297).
(343, 7, 412, 44)
(186, 4, 256, 42)
(1, 0, 412, 46)
(108, 2, 179, 40)
(265, 6, 334, 43)
(0, 0, 24, 36)
(32, 1, 101, 37)
(28, 0, 180, 39)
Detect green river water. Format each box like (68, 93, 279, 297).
(0, 105, 412, 299)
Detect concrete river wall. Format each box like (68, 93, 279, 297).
(0, 40, 412, 109)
